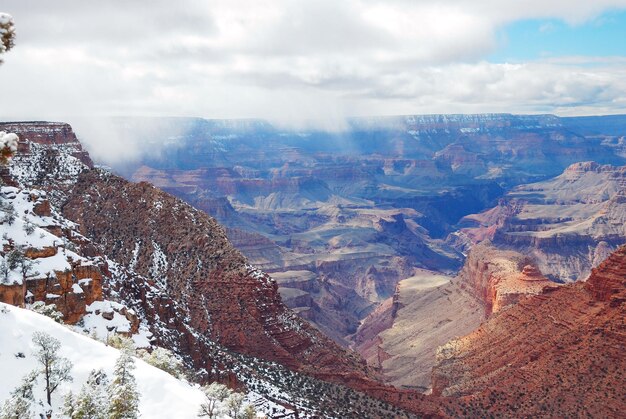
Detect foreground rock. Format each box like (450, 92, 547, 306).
(432, 245, 626, 417)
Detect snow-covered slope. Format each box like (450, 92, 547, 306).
(0, 302, 208, 418)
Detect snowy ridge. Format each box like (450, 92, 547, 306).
(0, 186, 87, 284)
(9, 141, 89, 204)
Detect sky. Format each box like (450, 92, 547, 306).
(1, 0, 626, 129)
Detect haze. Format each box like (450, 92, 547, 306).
(1, 1, 626, 162)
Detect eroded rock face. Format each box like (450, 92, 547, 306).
(352, 270, 485, 392)
(108, 114, 626, 347)
(456, 242, 558, 315)
(431, 245, 626, 417)
(0, 122, 93, 167)
(28, 263, 103, 324)
(351, 242, 559, 391)
(454, 162, 626, 282)
(0, 179, 105, 324)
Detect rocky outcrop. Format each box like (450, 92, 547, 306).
(0, 122, 93, 167)
(0, 180, 105, 324)
(0, 251, 104, 325)
(431, 245, 626, 417)
(457, 242, 558, 315)
(29, 262, 103, 324)
(585, 246, 626, 303)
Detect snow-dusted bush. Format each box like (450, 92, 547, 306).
(137, 347, 185, 379)
(23, 221, 36, 235)
(198, 383, 256, 419)
(30, 301, 64, 324)
(106, 334, 135, 352)
(0, 200, 16, 224)
(5, 248, 24, 271)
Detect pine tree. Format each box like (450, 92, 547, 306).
(64, 369, 110, 419)
(32, 331, 73, 407)
(62, 391, 77, 419)
(0, 260, 9, 283)
(0, 370, 37, 419)
(108, 349, 140, 419)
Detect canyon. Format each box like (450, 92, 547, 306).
(0, 121, 441, 416)
(108, 114, 626, 347)
(1, 116, 625, 416)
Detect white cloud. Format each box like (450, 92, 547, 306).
(0, 0, 625, 132)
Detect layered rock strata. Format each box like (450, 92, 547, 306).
(432, 245, 626, 417)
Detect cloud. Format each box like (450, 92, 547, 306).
(0, 0, 625, 137)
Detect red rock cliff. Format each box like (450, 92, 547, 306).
(432, 245, 626, 417)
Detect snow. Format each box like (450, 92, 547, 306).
(81, 300, 133, 336)
(0, 302, 215, 418)
(131, 326, 153, 349)
(0, 131, 19, 152)
(71, 284, 83, 294)
(150, 240, 168, 286)
(0, 185, 90, 285)
(0, 13, 13, 25)
(78, 278, 92, 286)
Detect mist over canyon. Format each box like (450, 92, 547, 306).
(1, 113, 625, 417)
(91, 114, 626, 350)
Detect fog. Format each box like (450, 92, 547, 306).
(1, 1, 626, 163)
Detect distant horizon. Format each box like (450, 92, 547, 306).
(1, 1, 626, 124)
(2, 111, 626, 122)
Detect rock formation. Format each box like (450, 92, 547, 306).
(353, 270, 484, 392)
(455, 162, 626, 282)
(432, 244, 626, 417)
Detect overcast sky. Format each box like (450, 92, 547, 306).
(1, 0, 626, 128)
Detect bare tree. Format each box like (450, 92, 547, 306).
(32, 331, 73, 406)
(198, 382, 230, 418)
